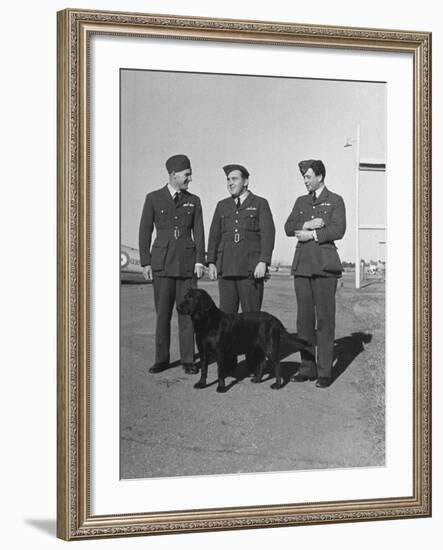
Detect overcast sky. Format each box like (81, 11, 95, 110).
(121, 69, 386, 264)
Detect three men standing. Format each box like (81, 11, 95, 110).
(139, 155, 345, 388)
(207, 165, 275, 313)
(284, 160, 346, 388)
(139, 154, 205, 374)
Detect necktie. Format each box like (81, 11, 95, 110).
(173, 192, 180, 204)
(235, 197, 240, 208)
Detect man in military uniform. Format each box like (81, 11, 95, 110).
(207, 164, 275, 313)
(139, 154, 205, 374)
(285, 159, 346, 388)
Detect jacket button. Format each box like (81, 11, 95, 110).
(235, 220, 238, 223)
(235, 228, 238, 232)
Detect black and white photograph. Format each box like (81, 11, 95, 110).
(120, 68, 386, 480)
(2, 0, 439, 545)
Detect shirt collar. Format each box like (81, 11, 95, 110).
(167, 183, 179, 197)
(314, 184, 326, 200)
(235, 190, 250, 205)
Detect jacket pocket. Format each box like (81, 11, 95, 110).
(156, 209, 170, 229)
(319, 207, 333, 225)
(184, 208, 194, 227)
(320, 244, 342, 273)
(151, 241, 169, 272)
(245, 213, 259, 231)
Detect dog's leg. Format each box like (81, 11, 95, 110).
(194, 358, 207, 389)
(246, 349, 258, 377)
(216, 350, 228, 393)
(270, 332, 283, 390)
(194, 338, 208, 389)
(250, 349, 266, 383)
(270, 359, 283, 389)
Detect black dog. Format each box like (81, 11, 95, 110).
(177, 288, 307, 392)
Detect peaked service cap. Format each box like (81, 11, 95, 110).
(223, 164, 250, 178)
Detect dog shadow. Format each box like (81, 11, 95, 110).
(331, 332, 373, 383)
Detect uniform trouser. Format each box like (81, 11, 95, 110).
(152, 275, 195, 365)
(294, 276, 338, 380)
(218, 276, 264, 314)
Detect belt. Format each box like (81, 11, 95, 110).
(224, 231, 260, 244)
(156, 228, 192, 240)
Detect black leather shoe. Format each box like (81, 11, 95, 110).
(315, 377, 332, 388)
(291, 373, 317, 382)
(182, 363, 198, 374)
(149, 362, 169, 373)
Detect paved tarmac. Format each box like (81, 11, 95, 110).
(120, 272, 385, 479)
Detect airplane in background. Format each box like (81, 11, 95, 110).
(121, 244, 151, 283)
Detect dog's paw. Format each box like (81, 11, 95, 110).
(250, 376, 261, 383)
(194, 381, 206, 389)
(216, 385, 228, 393)
(270, 382, 283, 390)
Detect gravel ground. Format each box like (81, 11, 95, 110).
(120, 271, 385, 479)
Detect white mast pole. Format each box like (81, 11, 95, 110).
(355, 124, 361, 289)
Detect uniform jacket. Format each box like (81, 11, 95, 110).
(284, 187, 346, 277)
(207, 192, 275, 277)
(139, 186, 205, 277)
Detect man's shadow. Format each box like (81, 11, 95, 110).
(330, 332, 373, 382)
(277, 331, 372, 387)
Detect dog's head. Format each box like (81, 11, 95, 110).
(177, 288, 216, 316)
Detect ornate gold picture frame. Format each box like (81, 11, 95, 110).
(57, 8, 431, 540)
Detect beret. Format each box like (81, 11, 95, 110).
(223, 164, 250, 178)
(165, 154, 191, 173)
(298, 159, 326, 178)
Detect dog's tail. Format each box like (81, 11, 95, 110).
(280, 327, 311, 350)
